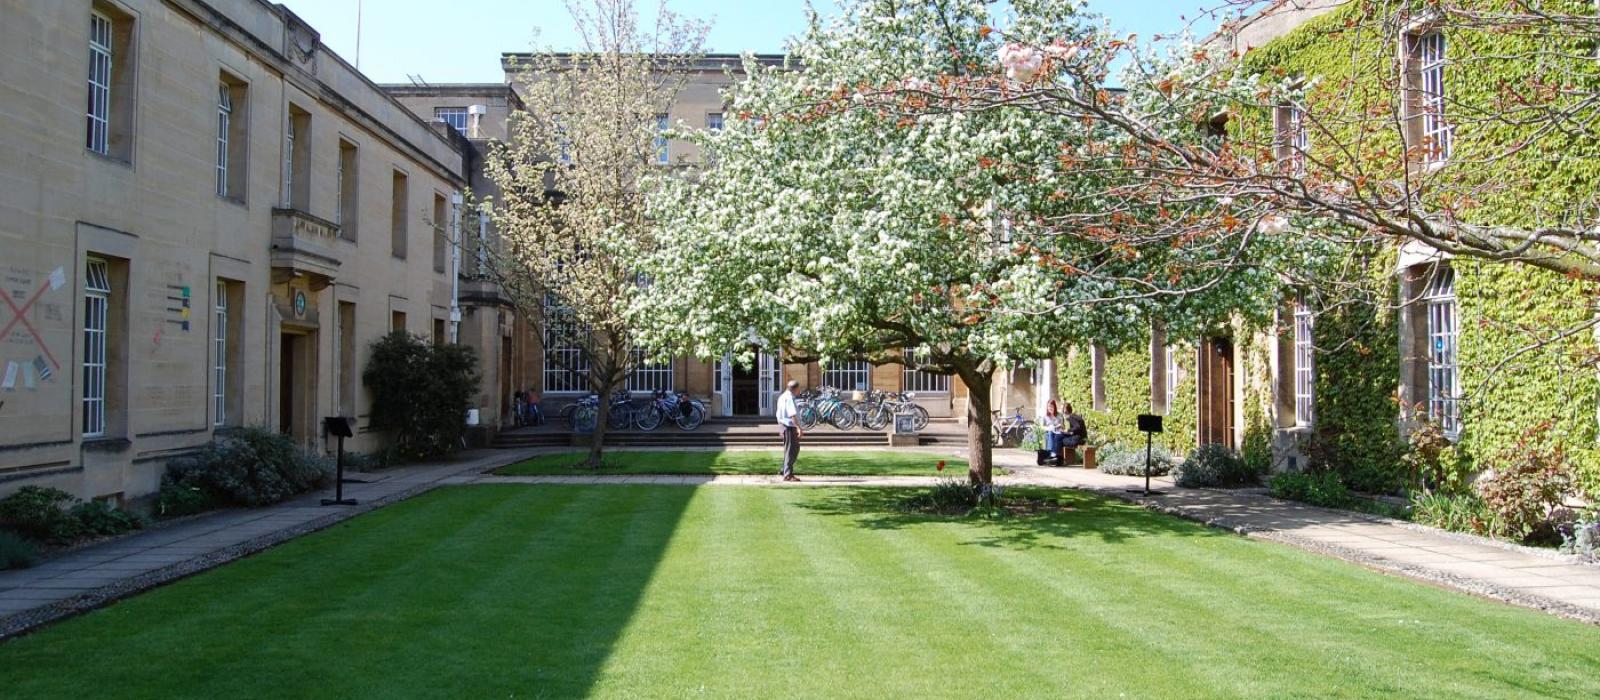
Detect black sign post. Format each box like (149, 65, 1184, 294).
(321, 416, 358, 506)
(1128, 414, 1166, 497)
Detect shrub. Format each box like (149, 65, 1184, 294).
(1018, 424, 1046, 452)
(1401, 420, 1473, 495)
(1308, 433, 1404, 495)
(1560, 512, 1600, 560)
(0, 531, 39, 570)
(900, 478, 979, 515)
(1411, 492, 1493, 535)
(69, 499, 145, 537)
(1174, 444, 1257, 488)
(344, 446, 401, 472)
(1097, 441, 1178, 477)
(363, 332, 481, 459)
(166, 427, 333, 508)
(1475, 436, 1574, 543)
(0, 486, 83, 544)
(1269, 471, 1352, 509)
(157, 476, 217, 518)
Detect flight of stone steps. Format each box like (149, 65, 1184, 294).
(489, 415, 968, 449)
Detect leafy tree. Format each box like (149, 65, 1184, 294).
(483, 0, 707, 467)
(636, 0, 1311, 483)
(364, 331, 481, 459)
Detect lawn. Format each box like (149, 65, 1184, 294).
(4, 485, 1600, 699)
(496, 448, 962, 476)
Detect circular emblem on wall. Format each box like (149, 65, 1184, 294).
(293, 290, 308, 318)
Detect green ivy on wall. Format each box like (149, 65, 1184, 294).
(1239, 0, 1600, 497)
(1058, 338, 1197, 456)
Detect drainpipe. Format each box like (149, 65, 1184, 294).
(449, 191, 463, 344)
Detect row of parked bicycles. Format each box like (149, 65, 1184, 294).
(795, 387, 931, 432)
(561, 389, 708, 433)
(555, 386, 935, 434)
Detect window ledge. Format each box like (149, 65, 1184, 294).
(217, 194, 247, 208)
(86, 149, 132, 168)
(81, 436, 132, 453)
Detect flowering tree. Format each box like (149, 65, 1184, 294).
(636, 0, 1313, 483)
(484, 0, 706, 467)
(892, 0, 1600, 314)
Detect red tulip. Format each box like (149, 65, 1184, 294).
(936, 460, 946, 471)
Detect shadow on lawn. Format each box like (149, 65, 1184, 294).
(794, 487, 1216, 550)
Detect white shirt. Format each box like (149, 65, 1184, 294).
(776, 390, 798, 428)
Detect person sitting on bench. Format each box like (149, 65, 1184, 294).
(1039, 400, 1067, 466)
(1060, 402, 1088, 463)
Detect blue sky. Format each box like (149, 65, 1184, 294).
(279, 0, 1223, 85)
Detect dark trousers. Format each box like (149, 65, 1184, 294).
(781, 425, 799, 477)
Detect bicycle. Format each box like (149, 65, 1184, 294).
(881, 390, 930, 432)
(809, 386, 858, 430)
(794, 389, 822, 430)
(991, 405, 1033, 446)
(854, 389, 891, 431)
(636, 389, 708, 431)
(606, 390, 638, 431)
(566, 394, 599, 433)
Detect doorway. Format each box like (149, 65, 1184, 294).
(732, 361, 760, 415)
(722, 348, 781, 416)
(1196, 336, 1236, 447)
(279, 331, 317, 444)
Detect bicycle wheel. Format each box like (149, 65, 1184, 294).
(607, 403, 632, 430)
(797, 403, 819, 430)
(573, 405, 598, 433)
(827, 405, 857, 430)
(675, 402, 706, 430)
(908, 404, 931, 432)
(636, 404, 664, 431)
(863, 404, 890, 431)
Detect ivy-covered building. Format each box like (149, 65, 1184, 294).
(1059, 0, 1600, 498)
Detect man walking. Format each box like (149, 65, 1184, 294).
(776, 380, 802, 482)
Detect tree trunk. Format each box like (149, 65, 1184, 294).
(960, 367, 995, 485)
(588, 385, 610, 469)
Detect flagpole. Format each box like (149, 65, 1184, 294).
(355, 0, 363, 70)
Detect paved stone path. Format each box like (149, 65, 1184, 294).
(5, 444, 1600, 637)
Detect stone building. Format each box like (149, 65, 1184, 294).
(392, 53, 1051, 428)
(1062, 1, 1600, 498)
(0, 0, 507, 503)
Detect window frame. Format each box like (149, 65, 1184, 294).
(1411, 31, 1451, 164)
(213, 280, 228, 426)
(902, 350, 950, 394)
(542, 293, 590, 394)
(655, 113, 669, 165)
(1293, 301, 1315, 426)
(434, 106, 469, 135)
(83, 259, 111, 438)
(1424, 267, 1460, 438)
(1276, 102, 1309, 174)
(216, 83, 232, 197)
(86, 11, 113, 155)
(626, 349, 674, 393)
(821, 360, 870, 392)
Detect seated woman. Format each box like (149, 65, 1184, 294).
(1039, 400, 1067, 466)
